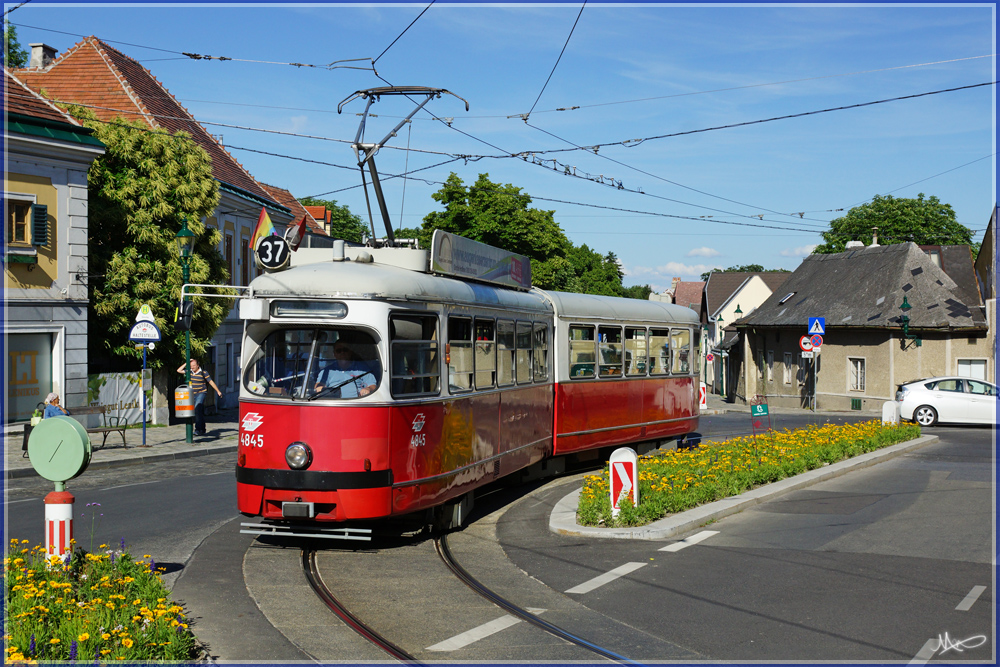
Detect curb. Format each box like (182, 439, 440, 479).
(549, 434, 939, 540)
(7, 445, 238, 480)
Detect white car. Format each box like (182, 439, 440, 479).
(895, 376, 998, 426)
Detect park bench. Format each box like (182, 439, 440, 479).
(21, 405, 129, 457)
(73, 405, 129, 449)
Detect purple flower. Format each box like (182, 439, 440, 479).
(69, 640, 78, 662)
(149, 558, 156, 572)
(94, 643, 101, 664)
(110, 552, 116, 564)
(29, 634, 36, 657)
(119, 537, 126, 551)
(85, 502, 101, 507)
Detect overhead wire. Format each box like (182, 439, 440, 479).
(372, 0, 435, 65)
(524, 1, 586, 120)
(3, 1, 33, 18)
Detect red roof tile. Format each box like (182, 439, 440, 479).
(13, 37, 281, 209)
(4, 69, 81, 125)
(260, 184, 328, 236)
(672, 281, 704, 311)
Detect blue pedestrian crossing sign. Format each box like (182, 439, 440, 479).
(808, 317, 826, 335)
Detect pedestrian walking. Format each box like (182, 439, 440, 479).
(42, 392, 71, 419)
(177, 359, 222, 436)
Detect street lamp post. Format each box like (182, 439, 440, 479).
(176, 218, 196, 444)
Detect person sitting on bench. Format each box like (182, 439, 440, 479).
(43, 392, 70, 419)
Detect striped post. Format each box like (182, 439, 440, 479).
(44, 490, 75, 558)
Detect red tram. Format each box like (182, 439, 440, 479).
(235, 237, 700, 536)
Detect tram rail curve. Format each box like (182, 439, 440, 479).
(300, 536, 642, 665)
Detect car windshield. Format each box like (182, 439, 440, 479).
(244, 328, 381, 400)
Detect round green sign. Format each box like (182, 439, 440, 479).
(27, 416, 92, 483)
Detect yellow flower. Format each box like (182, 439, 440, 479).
(78, 633, 90, 642)
(102, 633, 111, 641)
(49, 638, 61, 644)
(122, 638, 134, 648)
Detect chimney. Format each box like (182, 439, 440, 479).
(29, 43, 58, 69)
(869, 226, 879, 247)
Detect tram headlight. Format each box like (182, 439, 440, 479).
(285, 442, 312, 470)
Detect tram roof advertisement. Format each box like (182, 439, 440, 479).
(430, 230, 532, 291)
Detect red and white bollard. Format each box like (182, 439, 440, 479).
(44, 490, 74, 557)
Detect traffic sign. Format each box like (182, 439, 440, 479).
(128, 320, 162, 342)
(699, 382, 707, 410)
(808, 317, 825, 335)
(801, 350, 814, 358)
(810, 334, 823, 348)
(751, 403, 769, 417)
(135, 304, 155, 323)
(609, 447, 638, 518)
(706, 352, 715, 362)
(799, 335, 813, 352)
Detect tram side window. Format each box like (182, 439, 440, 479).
(671, 328, 691, 374)
(625, 327, 648, 376)
(649, 328, 671, 375)
(598, 326, 623, 377)
(516, 321, 533, 384)
(569, 325, 595, 379)
(497, 319, 515, 386)
(389, 313, 440, 397)
(447, 317, 474, 393)
(532, 323, 549, 381)
(475, 318, 496, 389)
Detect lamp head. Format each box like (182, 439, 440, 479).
(176, 218, 196, 258)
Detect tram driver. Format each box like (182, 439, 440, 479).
(313, 335, 380, 398)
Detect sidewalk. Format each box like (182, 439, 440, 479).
(6, 408, 240, 480)
(702, 390, 884, 417)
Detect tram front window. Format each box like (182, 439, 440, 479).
(244, 328, 381, 400)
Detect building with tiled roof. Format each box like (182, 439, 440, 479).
(13, 39, 294, 418)
(5, 69, 106, 422)
(260, 185, 329, 238)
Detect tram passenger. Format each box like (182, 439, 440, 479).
(313, 336, 379, 398)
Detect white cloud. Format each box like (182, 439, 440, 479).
(625, 261, 721, 292)
(780, 245, 818, 258)
(686, 247, 721, 258)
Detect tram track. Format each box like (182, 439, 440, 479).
(301, 535, 642, 665)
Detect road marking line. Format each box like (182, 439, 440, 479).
(908, 638, 938, 664)
(659, 530, 720, 552)
(426, 614, 523, 651)
(4, 498, 38, 505)
(565, 562, 646, 594)
(956, 585, 987, 611)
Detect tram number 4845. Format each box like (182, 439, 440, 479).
(241, 432, 264, 448)
(410, 433, 426, 447)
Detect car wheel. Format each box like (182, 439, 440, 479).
(914, 405, 938, 427)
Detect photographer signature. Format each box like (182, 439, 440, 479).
(932, 632, 987, 655)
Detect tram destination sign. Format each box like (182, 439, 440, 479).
(430, 230, 532, 290)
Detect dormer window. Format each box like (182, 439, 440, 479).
(778, 292, 795, 304)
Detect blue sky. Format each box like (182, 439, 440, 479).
(7, 2, 996, 291)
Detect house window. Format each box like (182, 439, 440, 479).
(7, 201, 31, 245)
(766, 350, 774, 382)
(225, 234, 234, 286)
(241, 238, 249, 285)
(956, 358, 987, 380)
(849, 357, 865, 391)
(783, 352, 793, 385)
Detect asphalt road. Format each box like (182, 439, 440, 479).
(497, 420, 994, 662)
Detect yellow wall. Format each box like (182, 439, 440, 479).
(5, 173, 58, 289)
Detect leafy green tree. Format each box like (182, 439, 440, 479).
(3, 19, 28, 68)
(298, 196, 369, 243)
(699, 264, 790, 280)
(814, 193, 974, 254)
(622, 284, 653, 300)
(68, 108, 229, 372)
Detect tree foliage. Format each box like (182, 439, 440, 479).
(3, 19, 28, 68)
(298, 196, 369, 243)
(419, 173, 652, 298)
(70, 109, 229, 371)
(699, 264, 789, 280)
(814, 193, 974, 254)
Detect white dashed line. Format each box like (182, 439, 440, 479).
(425, 609, 545, 651)
(908, 638, 938, 664)
(565, 562, 646, 594)
(659, 530, 719, 552)
(956, 585, 987, 611)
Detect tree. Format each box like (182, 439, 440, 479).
(622, 284, 653, 300)
(298, 196, 369, 243)
(68, 108, 229, 372)
(699, 264, 790, 280)
(814, 193, 974, 254)
(3, 19, 28, 68)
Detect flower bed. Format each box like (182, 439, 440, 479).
(4, 540, 196, 664)
(577, 420, 921, 527)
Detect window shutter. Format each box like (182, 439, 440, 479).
(31, 204, 48, 246)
